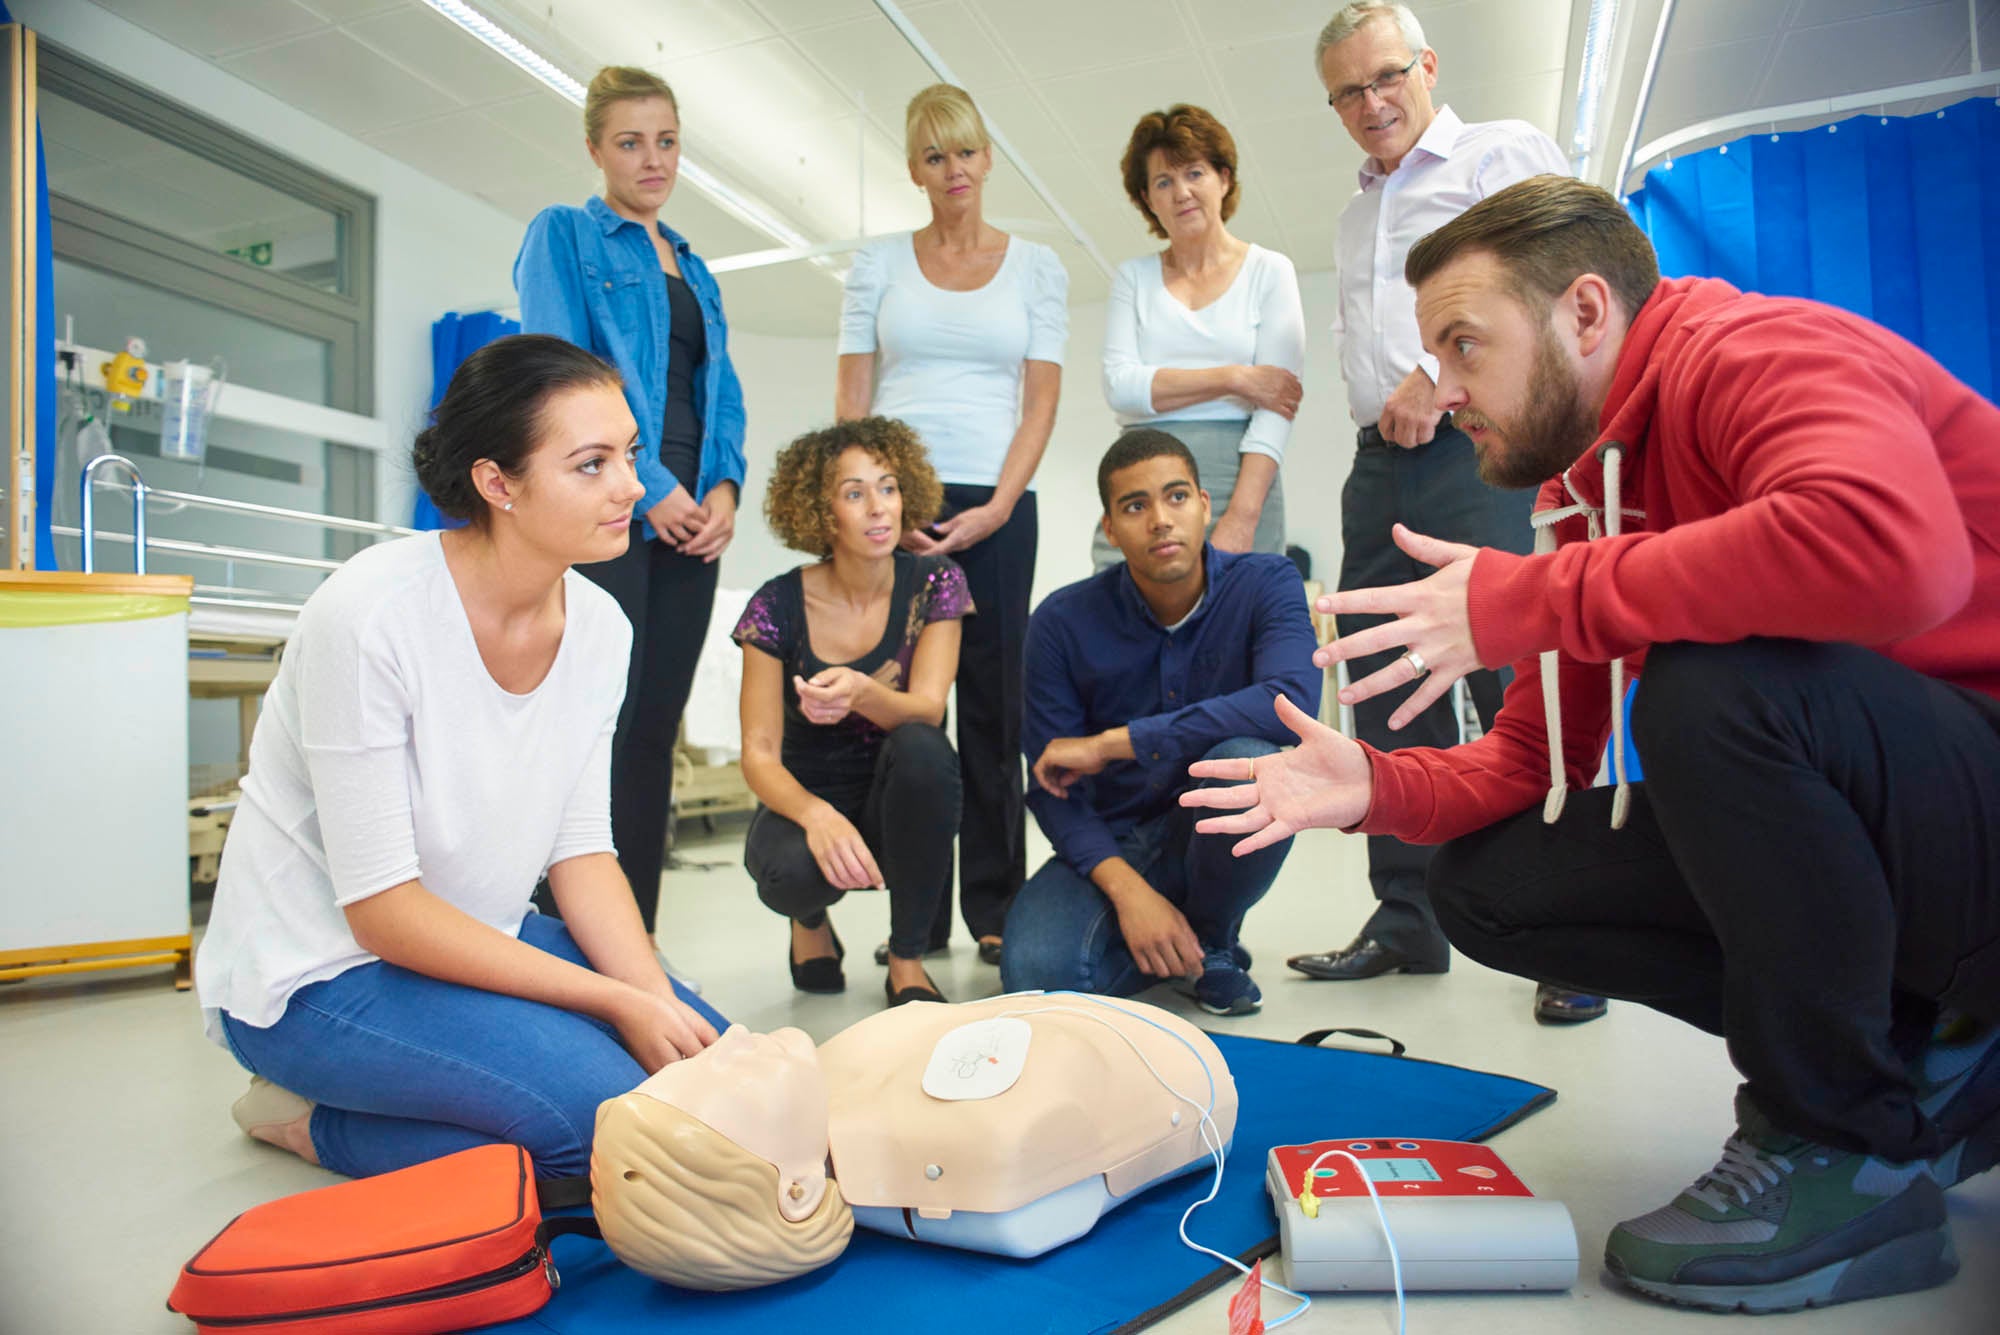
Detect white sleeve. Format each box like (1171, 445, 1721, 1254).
(838, 240, 886, 356)
(1102, 259, 1158, 416)
(292, 599, 423, 908)
(1240, 251, 1306, 461)
(546, 720, 618, 871)
(1477, 124, 1573, 197)
(1025, 245, 1070, 365)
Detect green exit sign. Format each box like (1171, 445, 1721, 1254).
(226, 241, 273, 266)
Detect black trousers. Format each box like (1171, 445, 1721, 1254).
(561, 533, 718, 932)
(1336, 421, 1535, 956)
(744, 723, 962, 960)
(1429, 639, 2000, 1160)
(930, 484, 1037, 944)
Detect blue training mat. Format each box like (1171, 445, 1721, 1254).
(492, 1031, 1555, 1335)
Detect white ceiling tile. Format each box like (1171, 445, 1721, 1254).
(482, 91, 595, 168)
(1421, 0, 1573, 81)
(363, 109, 568, 204)
(1035, 54, 1223, 171)
(970, 83, 1081, 168)
(661, 190, 789, 260)
(969, 0, 1194, 82)
(294, 0, 408, 22)
(1183, 0, 1348, 46)
(785, 14, 943, 124)
(1208, 33, 1335, 128)
(342, 6, 544, 105)
(714, 261, 845, 336)
(749, 0, 882, 32)
(1790, 0, 1949, 26)
(1764, 3, 1977, 101)
(534, 0, 777, 63)
(1668, 0, 1792, 49)
(896, 1, 1027, 93)
(1638, 36, 1775, 142)
(220, 29, 460, 135)
(661, 37, 853, 126)
(87, 0, 329, 58)
(1445, 70, 1566, 136)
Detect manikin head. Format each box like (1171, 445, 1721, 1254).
(591, 1025, 852, 1290)
(1406, 175, 1660, 489)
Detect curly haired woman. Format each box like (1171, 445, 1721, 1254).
(733, 418, 970, 1006)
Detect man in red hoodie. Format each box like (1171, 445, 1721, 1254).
(1183, 175, 2000, 1313)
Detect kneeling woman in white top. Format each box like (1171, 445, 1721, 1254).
(197, 335, 726, 1184)
(1097, 103, 1305, 569)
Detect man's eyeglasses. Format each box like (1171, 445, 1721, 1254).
(1328, 54, 1421, 111)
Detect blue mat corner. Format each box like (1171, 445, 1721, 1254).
(493, 1032, 1555, 1335)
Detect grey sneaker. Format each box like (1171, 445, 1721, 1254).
(1916, 1017, 2000, 1189)
(1603, 1092, 1957, 1313)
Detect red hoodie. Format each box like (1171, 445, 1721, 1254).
(1360, 275, 2000, 845)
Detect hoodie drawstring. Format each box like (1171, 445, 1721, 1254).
(1529, 443, 1640, 829)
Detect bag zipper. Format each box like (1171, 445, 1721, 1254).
(182, 1245, 553, 1326)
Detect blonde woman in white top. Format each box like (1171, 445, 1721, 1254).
(836, 84, 1068, 966)
(1098, 103, 1306, 569)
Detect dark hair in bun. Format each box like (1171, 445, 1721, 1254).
(413, 334, 623, 524)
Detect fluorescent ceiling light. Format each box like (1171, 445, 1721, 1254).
(1570, 0, 1621, 177)
(417, 0, 814, 254)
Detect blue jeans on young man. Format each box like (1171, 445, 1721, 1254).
(220, 913, 728, 1180)
(1001, 737, 1292, 996)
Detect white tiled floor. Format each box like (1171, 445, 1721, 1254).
(3, 820, 1994, 1333)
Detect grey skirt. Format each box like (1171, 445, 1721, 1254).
(1090, 418, 1287, 571)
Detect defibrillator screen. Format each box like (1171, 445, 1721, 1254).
(1359, 1158, 1442, 1183)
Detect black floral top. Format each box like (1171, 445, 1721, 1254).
(733, 552, 972, 799)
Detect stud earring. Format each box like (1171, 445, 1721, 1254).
(503, 502, 514, 512)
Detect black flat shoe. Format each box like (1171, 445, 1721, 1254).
(885, 969, 947, 1007)
(874, 938, 949, 965)
(977, 937, 1004, 966)
(790, 923, 845, 994)
(1286, 935, 1449, 981)
(1534, 982, 1608, 1023)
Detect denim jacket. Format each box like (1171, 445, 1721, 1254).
(514, 196, 747, 539)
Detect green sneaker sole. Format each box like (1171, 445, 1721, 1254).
(1606, 1225, 1959, 1314)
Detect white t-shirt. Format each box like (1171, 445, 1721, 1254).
(1101, 244, 1306, 462)
(195, 533, 631, 1041)
(838, 232, 1070, 488)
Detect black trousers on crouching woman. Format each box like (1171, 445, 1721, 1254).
(745, 722, 962, 961)
(1428, 639, 2000, 1161)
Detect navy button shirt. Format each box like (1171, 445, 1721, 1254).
(1023, 545, 1321, 878)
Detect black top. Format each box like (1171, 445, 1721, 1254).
(659, 271, 707, 494)
(732, 553, 974, 803)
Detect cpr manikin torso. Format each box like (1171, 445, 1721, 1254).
(591, 995, 1237, 1289)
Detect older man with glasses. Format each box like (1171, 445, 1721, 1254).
(1289, 3, 1603, 1024)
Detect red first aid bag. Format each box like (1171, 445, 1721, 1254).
(167, 1144, 596, 1334)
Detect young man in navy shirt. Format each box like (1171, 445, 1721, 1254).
(1000, 430, 1320, 1014)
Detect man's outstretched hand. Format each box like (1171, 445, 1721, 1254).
(1179, 694, 1374, 854)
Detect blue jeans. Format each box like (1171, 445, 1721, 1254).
(1001, 737, 1292, 996)
(220, 913, 728, 1179)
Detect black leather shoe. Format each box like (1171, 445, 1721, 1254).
(790, 923, 845, 994)
(885, 969, 947, 1007)
(1287, 936, 1448, 981)
(977, 937, 1004, 966)
(1534, 982, 1608, 1023)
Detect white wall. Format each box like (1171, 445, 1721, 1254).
(16, 0, 528, 529)
(719, 274, 1361, 604)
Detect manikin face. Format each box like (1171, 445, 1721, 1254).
(1142, 148, 1229, 242)
(1416, 250, 1602, 489)
(493, 381, 644, 564)
(909, 138, 992, 211)
(824, 446, 903, 560)
(1100, 454, 1210, 586)
(589, 96, 681, 217)
(1318, 16, 1439, 173)
(633, 1025, 830, 1222)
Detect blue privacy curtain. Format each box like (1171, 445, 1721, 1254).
(1626, 96, 2000, 401)
(411, 310, 520, 530)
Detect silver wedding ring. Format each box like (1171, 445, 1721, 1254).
(1404, 648, 1429, 677)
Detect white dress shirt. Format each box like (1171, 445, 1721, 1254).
(1334, 105, 1569, 426)
(1101, 244, 1306, 462)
